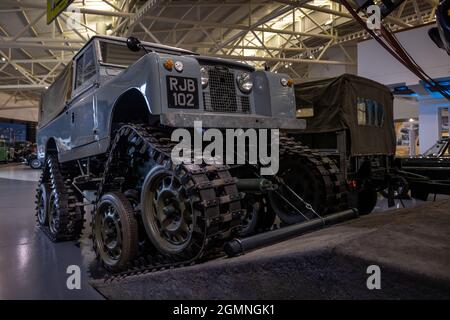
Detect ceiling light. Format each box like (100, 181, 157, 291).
(1, 57, 5, 62)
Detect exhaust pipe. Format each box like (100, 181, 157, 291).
(224, 208, 359, 257)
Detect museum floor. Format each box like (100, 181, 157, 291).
(0, 164, 102, 299)
(0, 163, 448, 299)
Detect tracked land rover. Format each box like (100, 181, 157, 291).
(36, 36, 347, 272)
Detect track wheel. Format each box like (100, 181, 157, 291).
(268, 159, 325, 225)
(93, 192, 138, 272)
(36, 182, 50, 226)
(239, 195, 261, 237)
(141, 167, 196, 255)
(357, 188, 378, 215)
(30, 158, 42, 169)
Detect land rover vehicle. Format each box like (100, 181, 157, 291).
(292, 74, 398, 214)
(36, 36, 347, 272)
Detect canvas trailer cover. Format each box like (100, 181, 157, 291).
(295, 74, 395, 156)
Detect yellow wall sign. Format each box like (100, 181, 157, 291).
(47, 0, 74, 24)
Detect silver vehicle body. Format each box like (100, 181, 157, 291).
(37, 35, 304, 163)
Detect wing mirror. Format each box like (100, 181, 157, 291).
(126, 36, 142, 52)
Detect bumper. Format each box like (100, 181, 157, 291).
(160, 112, 306, 130)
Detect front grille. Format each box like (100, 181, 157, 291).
(203, 65, 250, 113)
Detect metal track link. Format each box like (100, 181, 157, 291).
(95, 124, 243, 281)
(36, 156, 85, 242)
(279, 135, 348, 214)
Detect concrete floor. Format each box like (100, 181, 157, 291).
(0, 164, 102, 299)
(0, 163, 446, 299)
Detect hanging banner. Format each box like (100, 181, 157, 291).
(47, 0, 74, 24)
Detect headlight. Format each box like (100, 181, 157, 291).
(200, 67, 209, 88)
(174, 61, 184, 72)
(236, 72, 253, 93)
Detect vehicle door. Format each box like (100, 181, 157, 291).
(68, 42, 98, 149)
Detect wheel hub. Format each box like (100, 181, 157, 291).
(142, 170, 195, 254)
(48, 193, 60, 234)
(99, 207, 122, 260)
(155, 188, 185, 234)
(37, 186, 47, 225)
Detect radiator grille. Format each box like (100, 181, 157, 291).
(203, 65, 250, 114)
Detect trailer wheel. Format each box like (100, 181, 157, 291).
(93, 192, 138, 272)
(357, 188, 378, 215)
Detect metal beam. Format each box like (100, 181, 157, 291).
(142, 15, 336, 39)
(0, 42, 81, 51)
(212, 54, 355, 65)
(11, 11, 46, 41)
(0, 105, 39, 110)
(175, 43, 312, 52)
(0, 84, 47, 90)
(0, 37, 85, 43)
(0, 58, 71, 64)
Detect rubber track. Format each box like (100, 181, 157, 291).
(94, 124, 244, 281)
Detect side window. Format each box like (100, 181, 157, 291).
(357, 97, 384, 127)
(75, 45, 96, 90)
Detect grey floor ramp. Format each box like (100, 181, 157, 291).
(91, 200, 450, 300)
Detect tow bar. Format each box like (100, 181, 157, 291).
(224, 208, 359, 257)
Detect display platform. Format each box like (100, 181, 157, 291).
(91, 199, 450, 300)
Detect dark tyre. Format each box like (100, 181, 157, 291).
(239, 195, 261, 237)
(357, 188, 378, 215)
(268, 159, 325, 225)
(141, 167, 196, 255)
(48, 190, 62, 235)
(257, 196, 277, 231)
(30, 158, 42, 169)
(45, 156, 84, 241)
(36, 182, 50, 226)
(240, 196, 276, 237)
(93, 192, 138, 272)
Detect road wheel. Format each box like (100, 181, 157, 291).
(30, 158, 42, 169)
(36, 182, 50, 226)
(357, 188, 378, 215)
(239, 195, 261, 237)
(141, 167, 196, 255)
(93, 192, 138, 272)
(268, 159, 325, 225)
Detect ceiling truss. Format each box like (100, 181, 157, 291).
(0, 0, 439, 115)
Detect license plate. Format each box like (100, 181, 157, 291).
(166, 76, 199, 109)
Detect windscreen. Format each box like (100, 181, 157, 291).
(100, 41, 146, 67)
(99, 41, 187, 67)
